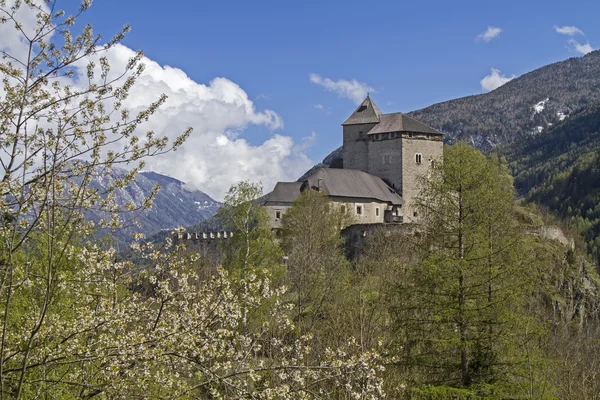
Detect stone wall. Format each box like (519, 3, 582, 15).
(341, 223, 420, 259)
(330, 197, 389, 224)
(343, 123, 375, 172)
(367, 135, 403, 191)
(401, 133, 443, 223)
(265, 197, 390, 228)
(265, 202, 293, 229)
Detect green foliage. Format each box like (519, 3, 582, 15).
(280, 190, 352, 338)
(218, 181, 284, 279)
(501, 103, 600, 263)
(411, 385, 479, 400)
(393, 144, 543, 397)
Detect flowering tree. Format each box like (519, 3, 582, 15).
(0, 0, 189, 396)
(0, 1, 386, 398)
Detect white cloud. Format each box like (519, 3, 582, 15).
(480, 68, 516, 92)
(568, 39, 594, 55)
(1, 3, 313, 201)
(255, 92, 271, 101)
(314, 104, 332, 114)
(476, 26, 502, 42)
(295, 132, 317, 153)
(0, 0, 52, 62)
(309, 73, 374, 104)
(554, 25, 584, 36)
(79, 45, 312, 200)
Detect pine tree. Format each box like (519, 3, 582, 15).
(395, 144, 537, 397)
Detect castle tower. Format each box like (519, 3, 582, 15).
(342, 96, 381, 173)
(341, 96, 443, 222)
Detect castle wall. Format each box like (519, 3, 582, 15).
(341, 223, 420, 259)
(367, 135, 403, 191)
(342, 124, 376, 172)
(401, 133, 443, 222)
(264, 202, 293, 229)
(329, 196, 389, 224)
(265, 196, 390, 228)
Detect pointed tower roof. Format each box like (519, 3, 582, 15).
(342, 95, 382, 125)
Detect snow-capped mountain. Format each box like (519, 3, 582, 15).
(83, 166, 220, 245)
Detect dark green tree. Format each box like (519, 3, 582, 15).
(395, 144, 540, 398)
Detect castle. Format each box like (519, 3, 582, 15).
(265, 96, 443, 227)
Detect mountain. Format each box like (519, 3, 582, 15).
(303, 50, 600, 176)
(410, 50, 600, 149)
(84, 167, 220, 245)
(499, 103, 600, 262)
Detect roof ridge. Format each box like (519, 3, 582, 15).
(342, 96, 382, 126)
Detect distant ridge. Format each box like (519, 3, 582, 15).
(84, 166, 220, 246)
(409, 50, 600, 149)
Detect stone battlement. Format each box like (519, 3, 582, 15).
(174, 231, 234, 241)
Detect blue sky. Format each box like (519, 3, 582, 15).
(84, 0, 597, 161)
(16, 0, 597, 198)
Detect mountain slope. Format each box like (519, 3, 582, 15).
(84, 167, 220, 244)
(500, 103, 600, 262)
(409, 50, 600, 149)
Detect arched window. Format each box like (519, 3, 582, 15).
(415, 153, 422, 164)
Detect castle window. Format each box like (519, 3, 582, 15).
(413, 211, 418, 217)
(275, 210, 282, 220)
(356, 204, 363, 216)
(375, 207, 380, 217)
(341, 205, 346, 214)
(415, 153, 423, 164)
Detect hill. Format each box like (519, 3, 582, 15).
(409, 50, 600, 149)
(500, 103, 600, 262)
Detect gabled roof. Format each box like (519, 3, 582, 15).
(342, 96, 382, 125)
(305, 168, 403, 205)
(367, 112, 443, 135)
(265, 169, 403, 206)
(342, 96, 443, 135)
(265, 182, 303, 203)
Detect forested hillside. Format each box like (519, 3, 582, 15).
(501, 103, 600, 262)
(409, 50, 600, 149)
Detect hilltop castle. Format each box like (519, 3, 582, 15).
(265, 96, 443, 227)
